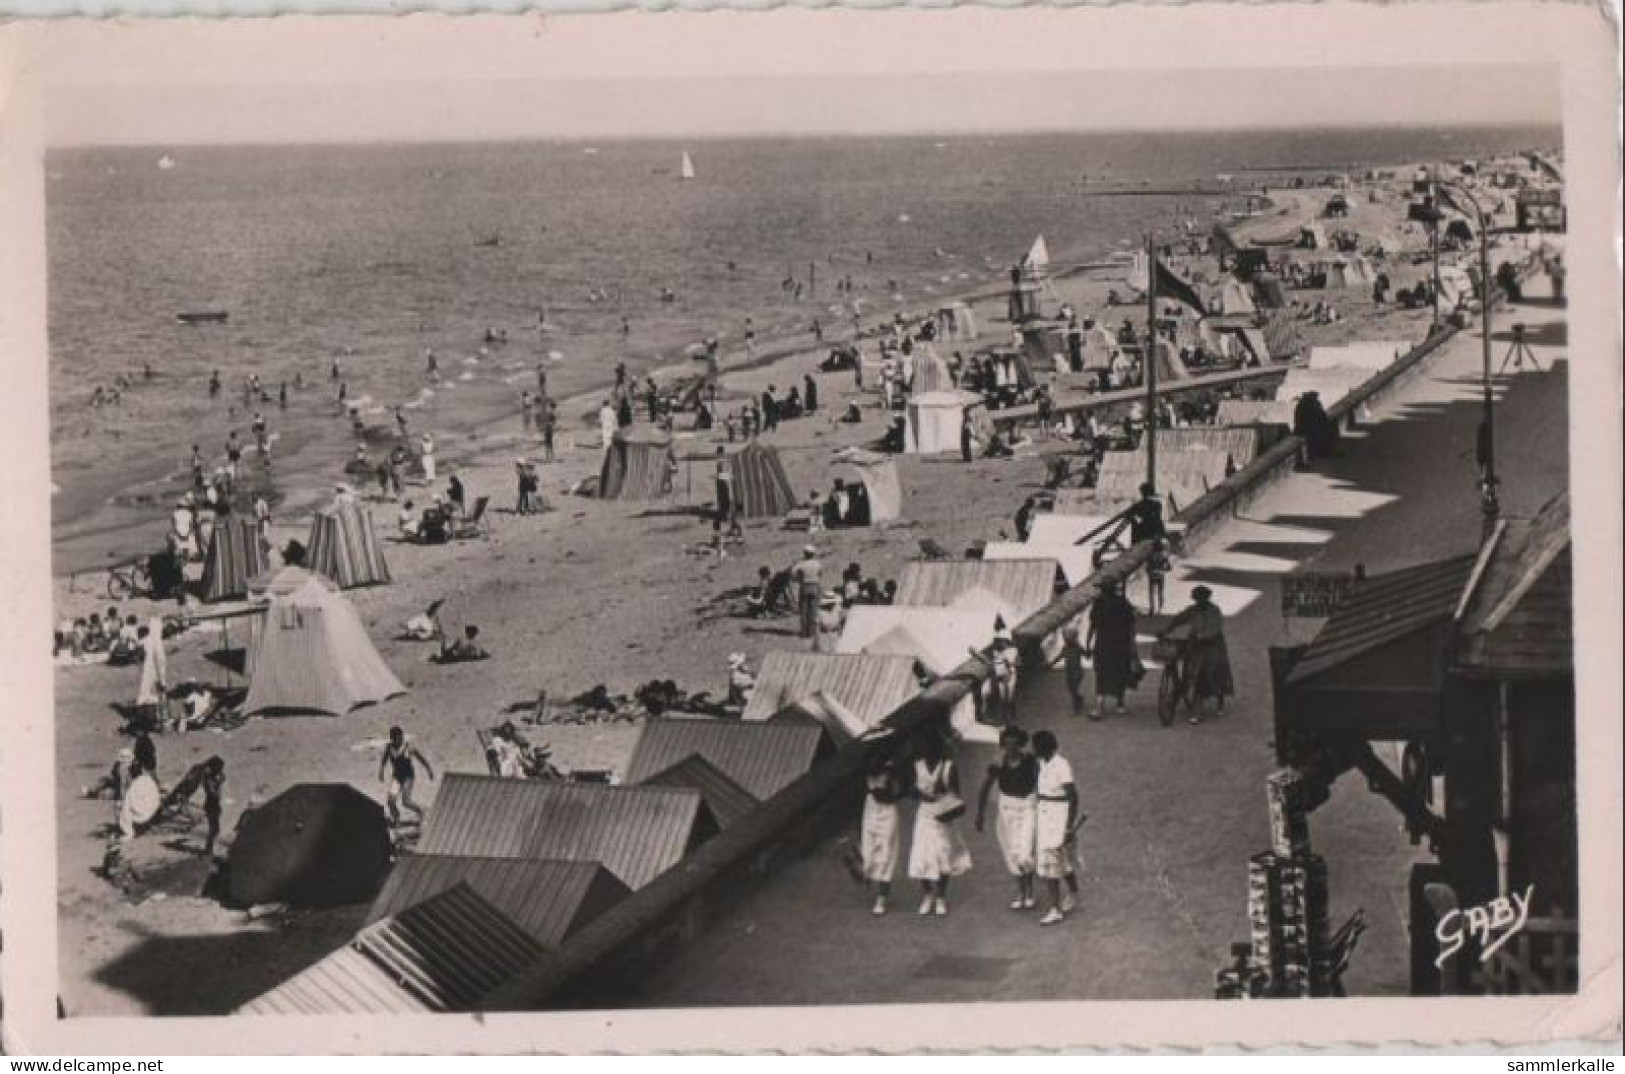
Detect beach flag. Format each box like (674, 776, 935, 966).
(1129, 250, 1208, 316)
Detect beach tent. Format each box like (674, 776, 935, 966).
(911, 347, 956, 394)
(1217, 278, 1257, 315)
(307, 500, 391, 589)
(227, 783, 393, 908)
(364, 856, 630, 949)
(831, 446, 903, 523)
(598, 425, 675, 501)
(1298, 223, 1329, 250)
(1262, 310, 1306, 361)
(1077, 323, 1119, 372)
(904, 390, 977, 455)
(1308, 341, 1410, 372)
(241, 884, 543, 1015)
(243, 570, 405, 717)
(202, 516, 268, 603)
(416, 775, 717, 891)
(741, 651, 919, 727)
(936, 302, 979, 343)
(1313, 256, 1377, 289)
(1052, 486, 1139, 517)
(728, 441, 797, 519)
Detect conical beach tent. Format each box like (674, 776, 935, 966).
(307, 500, 391, 589)
(911, 348, 955, 394)
(244, 570, 406, 717)
(728, 441, 797, 519)
(202, 516, 268, 603)
(598, 426, 675, 501)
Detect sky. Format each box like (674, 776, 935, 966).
(31, 12, 1565, 147)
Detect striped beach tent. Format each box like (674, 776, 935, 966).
(244, 571, 405, 716)
(307, 500, 391, 589)
(598, 425, 675, 501)
(202, 516, 268, 603)
(911, 347, 956, 394)
(728, 441, 797, 519)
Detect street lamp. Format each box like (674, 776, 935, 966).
(1430, 175, 1500, 534)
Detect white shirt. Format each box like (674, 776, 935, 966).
(1037, 755, 1074, 798)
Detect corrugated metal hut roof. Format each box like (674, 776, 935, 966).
(741, 651, 919, 725)
(1455, 493, 1571, 675)
(895, 559, 1055, 623)
(622, 716, 827, 800)
(241, 883, 542, 1014)
(637, 754, 761, 829)
(1275, 366, 1373, 409)
(1052, 487, 1138, 517)
(1099, 447, 1231, 489)
(1288, 556, 1477, 685)
(364, 855, 630, 948)
(416, 774, 714, 890)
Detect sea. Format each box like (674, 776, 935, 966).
(46, 125, 1558, 574)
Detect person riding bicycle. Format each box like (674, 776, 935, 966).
(1157, 585, 1233, 724)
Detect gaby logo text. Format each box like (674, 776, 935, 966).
(1435, 884, 1535, 968)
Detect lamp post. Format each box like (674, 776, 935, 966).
(1431, 175, 1499, 535)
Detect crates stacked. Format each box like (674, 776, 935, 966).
(1230, 769, 1336, 998)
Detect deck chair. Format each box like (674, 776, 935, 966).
(453, 496, 490, 539)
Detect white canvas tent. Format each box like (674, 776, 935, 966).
(904, 391, 977, 455)
(936, 302, 979, 343)
(981, 512, 1115, 587)
(832, 446, 903, 522)
(1276, 367, 1373, 410)
(244, 570, 406, 717)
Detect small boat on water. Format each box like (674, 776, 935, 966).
(158, 154, 177, 170)
(176, 311, 228, 325)
(680, 151, 696, 181)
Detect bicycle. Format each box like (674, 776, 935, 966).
(106, 556, 153, 600)
(1152, 634, 1194, 728)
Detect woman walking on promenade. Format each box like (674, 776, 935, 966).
(860, 749, 910, 915)
(1032, 730, 1082, 926)
(975, 725, 1039, 911)
(1085, 579, 1139, 719)
(908, 734, 972, 916)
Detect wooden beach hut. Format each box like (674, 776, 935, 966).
(741, 652, 919, 727)
(417, 775, 717, 891)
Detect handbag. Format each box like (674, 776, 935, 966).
(924, 793, 966, 823)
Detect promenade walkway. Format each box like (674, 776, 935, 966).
(633, 278, 1569, 1005)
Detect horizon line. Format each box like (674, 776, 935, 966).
(49, 119, 1566, 153)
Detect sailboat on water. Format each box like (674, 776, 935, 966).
(680, 151, 696, 181)
(157, 154, 177, 171)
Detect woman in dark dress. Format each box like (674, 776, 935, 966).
(1085, 579, 1138, 719)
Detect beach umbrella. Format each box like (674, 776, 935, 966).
(226, 783, 392, 908)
